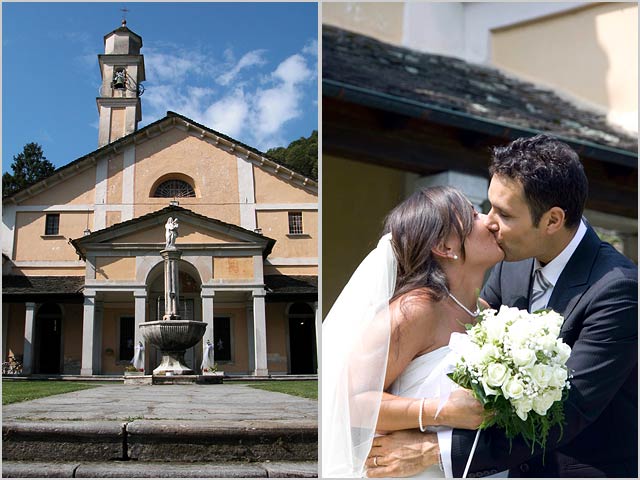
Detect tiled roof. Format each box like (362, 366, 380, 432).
(2, 276, 84, 296)
(265, 275, 317, 296)
(323, 25, 637, 153)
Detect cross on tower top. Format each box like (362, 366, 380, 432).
(120, 6, 129, 26)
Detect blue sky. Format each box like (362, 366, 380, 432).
(2, 2, 318, 173)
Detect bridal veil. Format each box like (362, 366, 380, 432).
(322, 233, 396, 477)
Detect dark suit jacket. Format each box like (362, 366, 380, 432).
(451, 226, 638, 478)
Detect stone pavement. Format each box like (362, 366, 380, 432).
(2, 382, 318, 478)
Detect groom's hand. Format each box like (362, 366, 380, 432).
(366, 430, 439, 478)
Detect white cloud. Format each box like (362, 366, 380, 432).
(302, 39, 318, 57)
(203, 90, 250, 139)
(273, 54, 312, 86)
(217, 49, 267, 86)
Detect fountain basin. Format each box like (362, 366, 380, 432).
(139, 320, 207, 376)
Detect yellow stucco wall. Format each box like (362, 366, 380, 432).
(213, 307, 248, 373)
(107, 154, 124, 204)
(62, 304, 83, 374)
(492, 3, 638, 132)
(106, 211, 122, 228)
(323, 154, 407, 316)
(5, 303, 26, 359)
(95, 257, 136, 281)
(101, 305, 135, 374)
(253, 167, 317, 204)
(264, 265, 317, 276)
(11, 267, 85, 276)
(213, 257, 254, 280)
(115, 223, 237, 245)
(14, 211, 94, 261)
(133, 128, 240, 223)
(20, 166, 97, 206)
(257, 210, 318, 259)
(110, 108, 126, 143)
(323, 2, 405, 45)
(266, 303, 288, 373)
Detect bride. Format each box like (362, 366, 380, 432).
(322, 186, 505, 478)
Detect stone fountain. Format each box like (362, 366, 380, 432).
(139, 217, 207, 376)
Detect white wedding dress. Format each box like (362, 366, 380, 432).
(388, 346, 454, 478)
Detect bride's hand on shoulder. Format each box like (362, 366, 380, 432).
(437, 389, 485, 430)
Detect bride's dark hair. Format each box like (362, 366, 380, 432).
(384, 186, 474, 302)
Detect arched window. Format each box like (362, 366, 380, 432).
(153, 179, 195, 198)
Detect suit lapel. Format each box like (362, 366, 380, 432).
(548, 226, 601, 322)
(503, 259, 535, 310)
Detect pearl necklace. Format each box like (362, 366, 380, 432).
(447, 290, 481, 318)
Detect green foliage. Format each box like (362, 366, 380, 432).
(2, 380, 98, 405)
(3, 143, 55, 196)
(266, 131, 317, 180)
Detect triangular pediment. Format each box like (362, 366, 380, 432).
(70, 205, 275, 258)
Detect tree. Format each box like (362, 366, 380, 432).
(267, 130, 317, 180)
(3, 143, 55, 196)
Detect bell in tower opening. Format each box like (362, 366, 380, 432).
(113, 68, 127, 90)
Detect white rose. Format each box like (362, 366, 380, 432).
(484, 362, 509, 387)
(512, 397, 533, 421)
(463, 343, 483, 365)
(484, 316, 508, 343)
(530, 364, 553, 388)
(555, 340, 571, 364)
(502, 377, 525, 400)
(511, 347, 536, 367)
(508, 318, 533, 346)
(532, 391, 556, 416)
(549, 366, 568, 388)
(480, 344, 501, 363)
(537, 334, 557, 352)
(549, 386, 564, 402)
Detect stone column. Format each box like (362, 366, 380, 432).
(201, 289, 215, 370)
(134, 290, 146, 371)
(161, 249, 181, 319)
(252, 289, 268, 376)
(246, 301, 255, 373)
(22, 302, 36, 375)
(92, 302, 104, 374)
(81, 293, 96, 376)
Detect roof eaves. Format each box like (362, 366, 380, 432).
(323, 78, 638, 168)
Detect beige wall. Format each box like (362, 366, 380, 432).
(213, 307, 248, 373)
(107, 153, 124, 204)
(5, 303, 26, 359)
(213, 257, 254, 280)
(115, 223, 236, 245)
(257, 210, 318, 259)
(266, 303, 288, 373)
(323, 2, 405, 45)
(62, 304, 83, 374)
(106, 211, 121, 228)
(133, 128, 240, 224)
(492, 3, 638, 132)
(323, 154, 407, 316)
(264, 265, 317, 276)
(110, 108, 126, 143)
(11, 267, 85, 276)
(101, 305, 134, 374)
(20, 166, 97, 206)
(95, 257, 136, 281)
(253, 168, 317, 204)
(14, 211, 93, 261)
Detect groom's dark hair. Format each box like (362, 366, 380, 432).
(489, 134, 588, 229)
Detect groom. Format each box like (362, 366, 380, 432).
(366, 135, 637, 477)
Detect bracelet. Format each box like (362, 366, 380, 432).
(418, 398, 427, 432)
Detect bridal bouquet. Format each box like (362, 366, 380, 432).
(448, 305, 572, 453)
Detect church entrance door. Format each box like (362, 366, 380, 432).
(288, 303, 316, 374)
(35, 303, 62, 374)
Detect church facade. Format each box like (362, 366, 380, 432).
(2, 22, 318, 377)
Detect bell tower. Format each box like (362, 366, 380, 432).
(96, 20, 145, 147)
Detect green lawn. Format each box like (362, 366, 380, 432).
(2, 381, 100, 405)
(244, 380, 317, 400)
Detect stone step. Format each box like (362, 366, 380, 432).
(2, 460, 318, 478)
(2, 420, 317, 464)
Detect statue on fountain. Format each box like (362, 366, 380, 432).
(165, 217, 179, 249)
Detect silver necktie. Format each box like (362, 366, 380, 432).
(530, 268, 552, 312)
